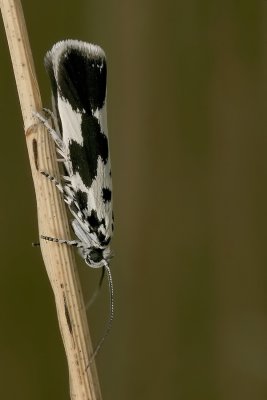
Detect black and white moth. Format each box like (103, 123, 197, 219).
(35, 40, 114, 357)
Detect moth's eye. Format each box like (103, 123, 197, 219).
(89, 248, 103, 263)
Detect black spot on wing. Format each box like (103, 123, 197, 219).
(56, 48, 107, 113)
(98, 233, 111, 246)
(112, 212, 115, 232)
(69, 113, 108, 188)
(102, 188, 111, 203)
(87, 210, 109, 245)
(87, 209, 101, 229)
(75, 190, 88, 212)
(69, 200, 78, 215)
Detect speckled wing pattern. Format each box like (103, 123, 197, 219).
(44, 40, 113, 266)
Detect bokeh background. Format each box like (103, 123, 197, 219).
(0, 1, 267, 399)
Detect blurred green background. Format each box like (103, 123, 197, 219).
(0, 0, 267, 399)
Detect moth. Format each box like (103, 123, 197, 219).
(35, 40, 114, 357)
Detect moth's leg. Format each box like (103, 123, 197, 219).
(40, 171, 64, 193)
(40, 171, 78, 209)
(42, 108, 57, 126)
(41, 235, 83, 248)
(33, 110, 64, 150)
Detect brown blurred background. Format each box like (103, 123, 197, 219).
(0, 1, 267, 399)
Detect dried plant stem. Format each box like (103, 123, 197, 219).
(0, 0, 102, 399)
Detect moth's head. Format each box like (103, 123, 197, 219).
(83, 246, 112, 268)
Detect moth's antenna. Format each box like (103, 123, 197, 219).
(88, 262, 114, 365)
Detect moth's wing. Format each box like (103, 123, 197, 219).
(45, 41, 113, 243)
